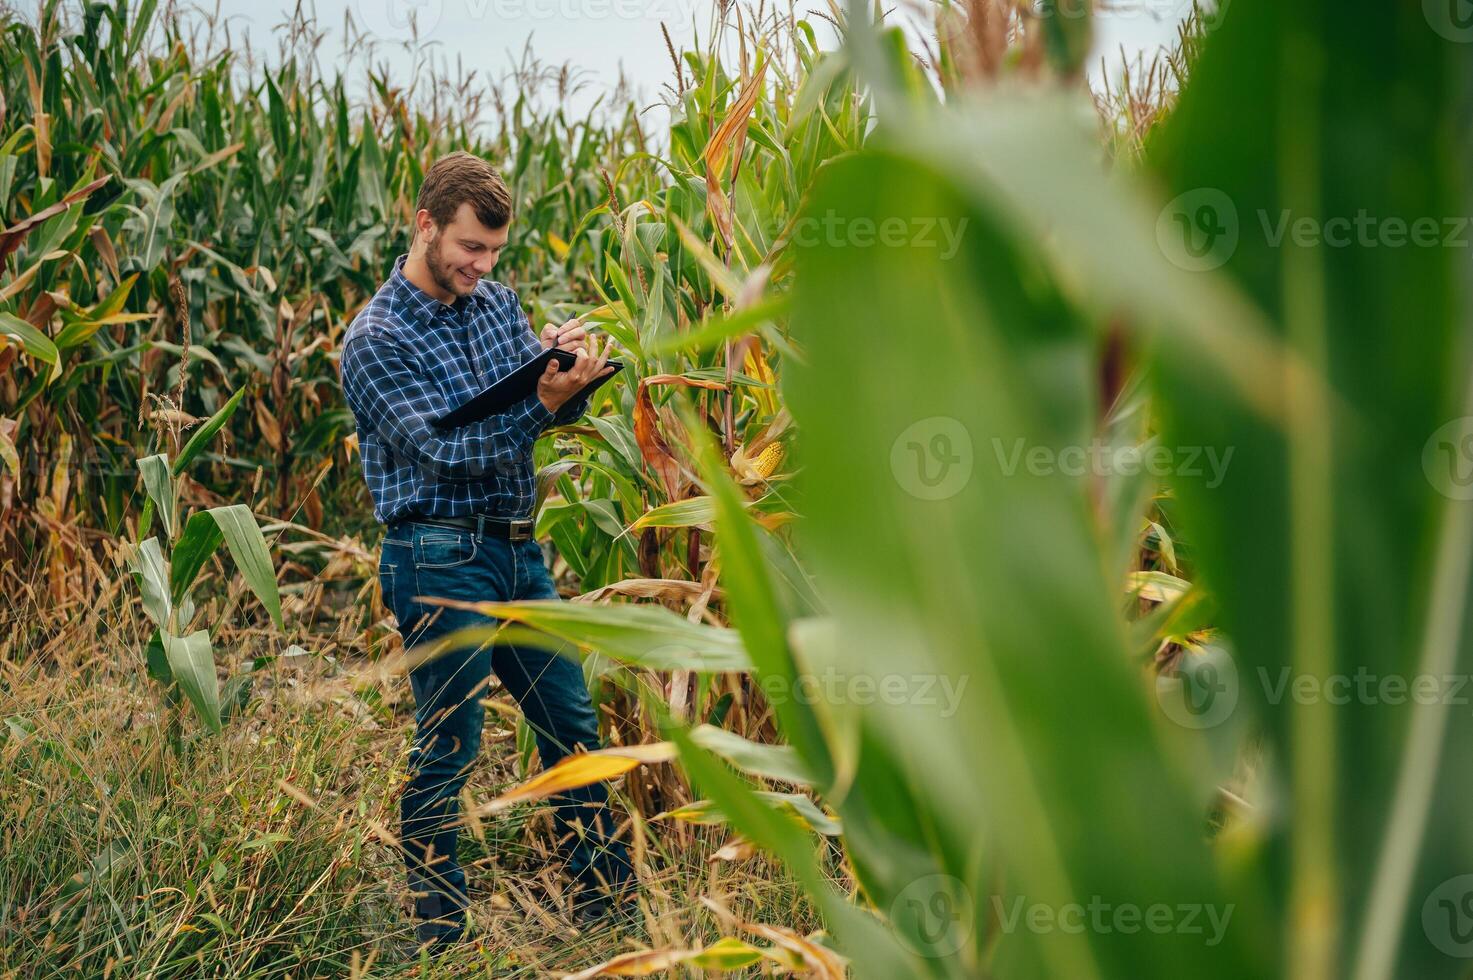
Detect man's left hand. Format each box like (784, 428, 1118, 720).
(541, 317, 588, 353)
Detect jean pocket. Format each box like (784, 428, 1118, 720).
(414, 530, 479, 569)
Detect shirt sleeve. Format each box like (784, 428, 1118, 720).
(518, 364, 592, 431)
(341, 331, 548, 483)
(550, 386, 593, 426)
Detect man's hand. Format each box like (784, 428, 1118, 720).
(540, 317, 588, 353)
(537, 334, 616, 414)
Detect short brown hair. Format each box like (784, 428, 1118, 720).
(416, 151, 513, 230)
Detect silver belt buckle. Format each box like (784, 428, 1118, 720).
(508, 518, 534, 542)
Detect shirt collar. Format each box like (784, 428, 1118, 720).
(388, 253, 478, 327)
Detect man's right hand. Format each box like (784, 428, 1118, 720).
(537, 334, 615, 413)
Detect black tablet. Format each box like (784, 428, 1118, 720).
(433, 347, 623, 428)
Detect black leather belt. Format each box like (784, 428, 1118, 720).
(403, 514, 535, 542)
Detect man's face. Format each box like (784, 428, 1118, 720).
(420, 202, 509, 298)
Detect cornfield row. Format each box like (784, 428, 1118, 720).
(7, 0, 1461, 977)
(0, 0, 1120, 749)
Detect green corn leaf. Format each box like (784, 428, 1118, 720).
(137, 453, 174, 538)
(786, 146, 1255, 978)
(138, 497, 155, 542)
(580, 497, 625, 538)
(588, 416, 643, 474)
(1146, 3, 1472, 976)
(144, 628, 171, 684)
(427, 601, 750, 673)
(173, 387, 247, 476)
(170, 509, 224, 602)
(206, 504, 282, 629)
(669, 215, 742, 299)
(1035, 0, 1094, 77)
(670, 725, 918, 976)
(121, 172, 186, 269)
(662, 791, 840, 836)
(162, 629, 220, 733)
(130, 536, 172, 629)
(630, 495, 716, 531)
(688, 938, 764, 971)
(690, 723, 815, 785)
(0, 312, 60, 383)
(688, 404, 832, 785)
(646, 293, 791, 357)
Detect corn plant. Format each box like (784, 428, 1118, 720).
(464, 1, 1473, 978)
(129, 388, 284, 734)
(0, 0, 651, 557)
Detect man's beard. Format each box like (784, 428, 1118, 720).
(425, 233, 477, 298)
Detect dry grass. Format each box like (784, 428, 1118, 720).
(0, 559, 823, 978)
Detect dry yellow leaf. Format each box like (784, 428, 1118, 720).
(467, 743, 677, 818)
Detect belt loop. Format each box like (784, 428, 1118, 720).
(476, 514, 485, 540)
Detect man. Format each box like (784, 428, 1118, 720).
(339, 151, 630, 950)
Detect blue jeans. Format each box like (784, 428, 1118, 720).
(379, 520, 633, 941)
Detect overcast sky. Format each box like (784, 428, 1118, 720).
(201, 0, 1194, 117)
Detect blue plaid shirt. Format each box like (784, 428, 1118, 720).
(340, 254, 590, 525)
